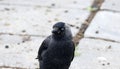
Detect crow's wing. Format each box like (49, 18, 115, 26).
(71, 41, 75, 61)
(36, 36, 51, 60)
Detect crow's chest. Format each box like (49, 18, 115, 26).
(49, 40, 68, 50)
(47, 40, 70, 56)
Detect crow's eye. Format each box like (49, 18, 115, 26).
(61, 28, 65, 31)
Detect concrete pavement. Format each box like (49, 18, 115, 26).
(0, 0, 120, 69)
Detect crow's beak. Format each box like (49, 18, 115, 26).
(52, 29, 57, 34)
(52, 27, 59, 34)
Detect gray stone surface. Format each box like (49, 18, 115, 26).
(0, 0, 93, 68)
(85, 11, 120, 42)
(0, 36, 44, 68)
(70, 38, 120, 69)
(0, 5, 90, 37)
(1, 0, 120, 69)
(101, 0, 120, 11)
(0, 0, 94, 9)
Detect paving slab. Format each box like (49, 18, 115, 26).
(0, 0, 94, 9)
(70, 38, 120, 69)
(0, 5, 90, 36)
(84, 11, 120, 42)
(101, 0, 120, 11)
(0, 0, 94, 68)
(0, 35, 44, 68)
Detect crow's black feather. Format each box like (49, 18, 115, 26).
(37, 22, 75, 69)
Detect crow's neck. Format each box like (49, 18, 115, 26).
(52, 34, 72, 41)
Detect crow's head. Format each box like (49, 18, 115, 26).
(52, 22, 72, 40)
(52, 22, 65, 35)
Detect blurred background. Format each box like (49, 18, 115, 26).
(0, 0, 120, 69)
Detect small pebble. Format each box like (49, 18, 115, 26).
(17, 43, 20, 45)
(95, 30, 99, 34)
(9, 33, 14, 35)
(76, 18, 79, 20)
(108, 45, 112, 49)
(97, 48, 100, 51)
(102, 63, 105, 66)
(4, 8, 10, 11)
(73, 1, 77, 4)
(107, 62, 110, 65)
(48, 20, 52, 23)
(51, 3, 55, 7)
(76, 26, 79, 29)
(112, 3, 115, 6)
(22, 30, 26, 33)
(64, 10, 69, 13)
(22, 41, 25, 43)
(5, 45, 9, 49)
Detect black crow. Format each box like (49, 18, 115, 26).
(36, 22, 75, 69)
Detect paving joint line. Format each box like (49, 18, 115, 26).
(86, 37, 120, 43)
(0, 33, 46, 37)
(100, 9, 120, 13)
(0, 3, 93, 10)
(73, 0, 105, 46)
(0, 66, 27, 69)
